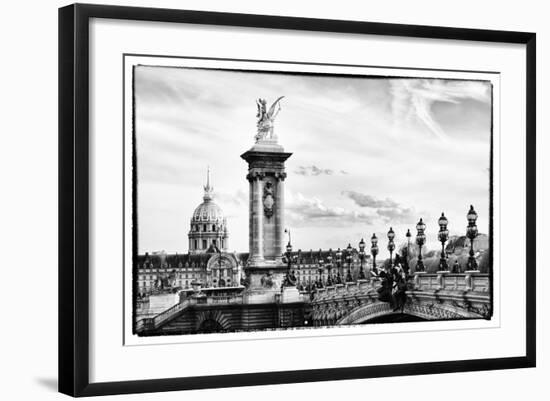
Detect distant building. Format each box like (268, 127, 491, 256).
(289, 248, 372, 289)
(188, 168, 229, 254)
(135, 250, 247, 297)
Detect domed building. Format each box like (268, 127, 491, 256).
(188, 169, 229, 254)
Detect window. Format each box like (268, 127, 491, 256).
(202, 239, 207, 249)
(212, 224, 216, 231)
(203, 224, 207, 232)
(212, 239, 217, 247)
(194, 239, 198, 249)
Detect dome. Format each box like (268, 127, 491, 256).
(188, 168, 229, 254)
(192, 200, 225, 222)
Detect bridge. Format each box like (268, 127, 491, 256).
(311, 271, 491, 326)
(135, 271, 491, 335)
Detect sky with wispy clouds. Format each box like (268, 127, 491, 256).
(134, 65, 492, 255)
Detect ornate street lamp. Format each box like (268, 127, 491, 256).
(438, 212, 449, 271)
(416, 218, 426, 272)
(405, 228, 412, 275)
(371, 234, 379, 275)
(285, 240, 293, 278)
(466, 205, 479, 271)
(318, 254, 324, 288)
(336, 247, 343, 280)
(387, 227, 396, 270)
(358, 238, 366, 280)
(345, 243, 353, 282)
(326, 249, 333, 286)
(218, 246, 223, 287)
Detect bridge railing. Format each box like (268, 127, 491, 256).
(203, 295, 244, 305)
(311, 273, 489, 304)
(314, 279, 379, 301)
(413, 272, 489, 292)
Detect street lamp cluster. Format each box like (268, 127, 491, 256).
(283, 204, 481, 290)
(413, 205, 479, 273)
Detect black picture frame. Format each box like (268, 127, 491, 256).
(59, 3, 536, 397)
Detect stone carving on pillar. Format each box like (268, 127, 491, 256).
(263, 182, 274, 218)
(260, 271, 275, 288)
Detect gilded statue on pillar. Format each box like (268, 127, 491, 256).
(255, 96, 284, 142)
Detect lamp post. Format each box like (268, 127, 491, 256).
(345, 243, 353, 282)
(218, 246, 223, 287)
(405, 229, 412, 276)
(466, 205, 479, 271)
(371, 234, 379, 275)
(438, 212, 449, 271)
(387, 227, 396, 271)
(336, 247, 343, 283)
(318, 255, 324, 288)
(416, 218, 426, 272)
(284, 240, 293, 282)
(326, 249, 333, 286)
(358, 238, 366, 280)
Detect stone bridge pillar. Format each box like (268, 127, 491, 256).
(241, 139, 292, 301)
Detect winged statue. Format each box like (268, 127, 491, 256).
(255, 96, 285, 142)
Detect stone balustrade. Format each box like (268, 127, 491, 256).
(310, 272, 492, 325)
(413, 272, 489, 292)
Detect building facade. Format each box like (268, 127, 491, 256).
(136, 250, 247, 297)
(289, 248, 373, 290)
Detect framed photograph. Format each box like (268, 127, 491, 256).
(59, 3, 536, 397)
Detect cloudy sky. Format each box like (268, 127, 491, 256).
(134, 65, 492, 255)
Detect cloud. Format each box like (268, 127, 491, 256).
(286, 192, 376, 226)
(376, 206, 416, 223)
(294, 165, 334, 176)
(342, 191, 399, 208)
(390, 79, 491, 140)
(342, 190, 417, 224)
(212, 189, 247, 206)
(294, 165, 350, 176)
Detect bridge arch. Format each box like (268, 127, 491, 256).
(195, 310, 233, 333)
(336, 300, 472, 325)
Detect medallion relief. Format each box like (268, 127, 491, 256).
(263, 181, 275, 218)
